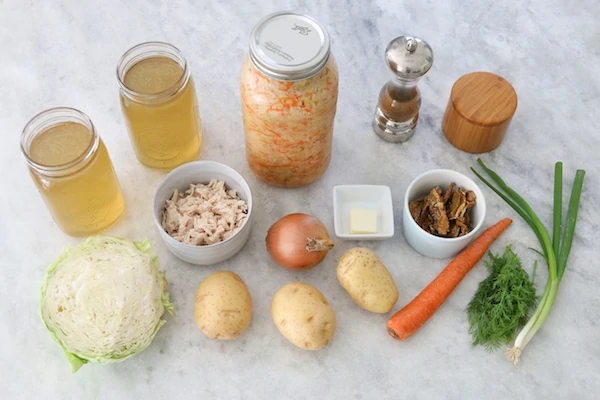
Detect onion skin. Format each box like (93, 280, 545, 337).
(266, 213, 334, 270)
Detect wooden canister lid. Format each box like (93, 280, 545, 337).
(442, 72, 517, 153)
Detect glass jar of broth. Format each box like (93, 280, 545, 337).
(117, 42, 202, 170)
(21, 107, 125, 236)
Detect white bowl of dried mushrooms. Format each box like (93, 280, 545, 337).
(402, 169, 486, 259)
(153, 161, 253, 265)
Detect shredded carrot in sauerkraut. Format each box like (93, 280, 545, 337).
(240, 56, 339, 187)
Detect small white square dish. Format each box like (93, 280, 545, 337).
(333, 185, 394, 240)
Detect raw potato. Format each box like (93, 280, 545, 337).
(271, 282, 336, 350)
(194, 270, 252, 340)
(337, 247, 399, 313)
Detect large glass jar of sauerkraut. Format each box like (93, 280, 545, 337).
(241, 12, 339, 187)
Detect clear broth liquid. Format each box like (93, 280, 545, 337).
(29, 122, 125, 236)
(121, 56, 202, 170)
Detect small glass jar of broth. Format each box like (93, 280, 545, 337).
(20, 107, 125, 236)
(117, 42, 202, 170)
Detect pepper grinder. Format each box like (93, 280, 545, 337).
(372, 35, 434, 143)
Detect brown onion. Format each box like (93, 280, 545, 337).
(266, 213, 334, 270)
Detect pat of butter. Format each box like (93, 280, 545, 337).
(349, 208, 378, 234)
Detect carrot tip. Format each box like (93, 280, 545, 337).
(387, 327, 400, 340)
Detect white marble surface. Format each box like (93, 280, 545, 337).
(1, 0, 599, 399)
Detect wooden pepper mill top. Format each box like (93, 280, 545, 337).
(442, 72, 517, 153)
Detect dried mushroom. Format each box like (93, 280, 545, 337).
(428, 187, 450, 236)
(409, 182, 476, 238)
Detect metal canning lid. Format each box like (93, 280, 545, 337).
(249, 11, 331, 81)
(385, 35, 434, 80)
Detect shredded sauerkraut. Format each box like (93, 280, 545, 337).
(240, 55, 339, 187)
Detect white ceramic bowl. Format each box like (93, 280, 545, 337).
(152, 161, 253, 265)
(333, 185, 394, 240)
(402, 169, 486, 259)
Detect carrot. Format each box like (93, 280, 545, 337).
(387, 218, 513, 341)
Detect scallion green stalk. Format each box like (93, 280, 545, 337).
(553, 163, 563, 256)
(471, 159, 585, 364)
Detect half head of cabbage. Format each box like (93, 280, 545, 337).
(40, 236, 175, 372)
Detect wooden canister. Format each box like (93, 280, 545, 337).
(442, 72, 517, 153)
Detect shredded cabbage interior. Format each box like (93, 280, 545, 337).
(240, 55, 339, 186)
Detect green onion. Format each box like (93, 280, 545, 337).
(471, 159, 585, 364)
(553, 163, 563, 257)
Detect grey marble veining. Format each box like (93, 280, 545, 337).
(1, 0, 599, 399)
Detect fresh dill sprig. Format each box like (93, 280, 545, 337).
(466, 245, 537, 352)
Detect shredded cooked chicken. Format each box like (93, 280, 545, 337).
(162, 180, 248, 246)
